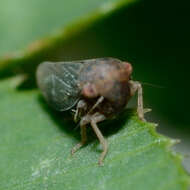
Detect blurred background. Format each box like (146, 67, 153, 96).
(0, 0, 189, 173)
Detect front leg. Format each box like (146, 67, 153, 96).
(71, 124, 87, 155)
(71, 112, 107, 166)
(74, 100, 87, 122)
(128, 80, 145, 121)
(71, 114, 91, 155)
(87, 96, 104, 115)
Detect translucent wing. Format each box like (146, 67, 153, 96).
(36, 58, 120, 111)
(36, 61, 84, 111)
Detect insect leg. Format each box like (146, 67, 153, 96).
(90, 113, 107, 166)
(87, 96, 104, 115)
(74, 100, 87, 122)
(128, 80, 145, 121)
(71, 113, 92, 155)
(71, 124, 87, 155)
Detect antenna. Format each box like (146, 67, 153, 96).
(141, 82, 165, 89)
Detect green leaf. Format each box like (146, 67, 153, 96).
(0, 0, 135, 78)
(0, 0, 131, 56)
(0, 77, 189, 190)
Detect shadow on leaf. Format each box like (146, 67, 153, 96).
(37, 94, 132, 149)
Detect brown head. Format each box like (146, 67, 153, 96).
(80, 59, 133, 101)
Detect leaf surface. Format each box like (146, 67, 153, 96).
(0, 77, 189, 190)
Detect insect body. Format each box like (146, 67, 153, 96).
(36, 58, 145, 165)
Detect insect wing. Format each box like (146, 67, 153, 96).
(36, 61, 83, 111)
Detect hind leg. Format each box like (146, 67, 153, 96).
(129, 80, 145, 121)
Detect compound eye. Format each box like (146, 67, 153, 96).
(81, 83, 99, 98)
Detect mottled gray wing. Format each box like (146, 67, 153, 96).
(36, 61, 84, 111)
